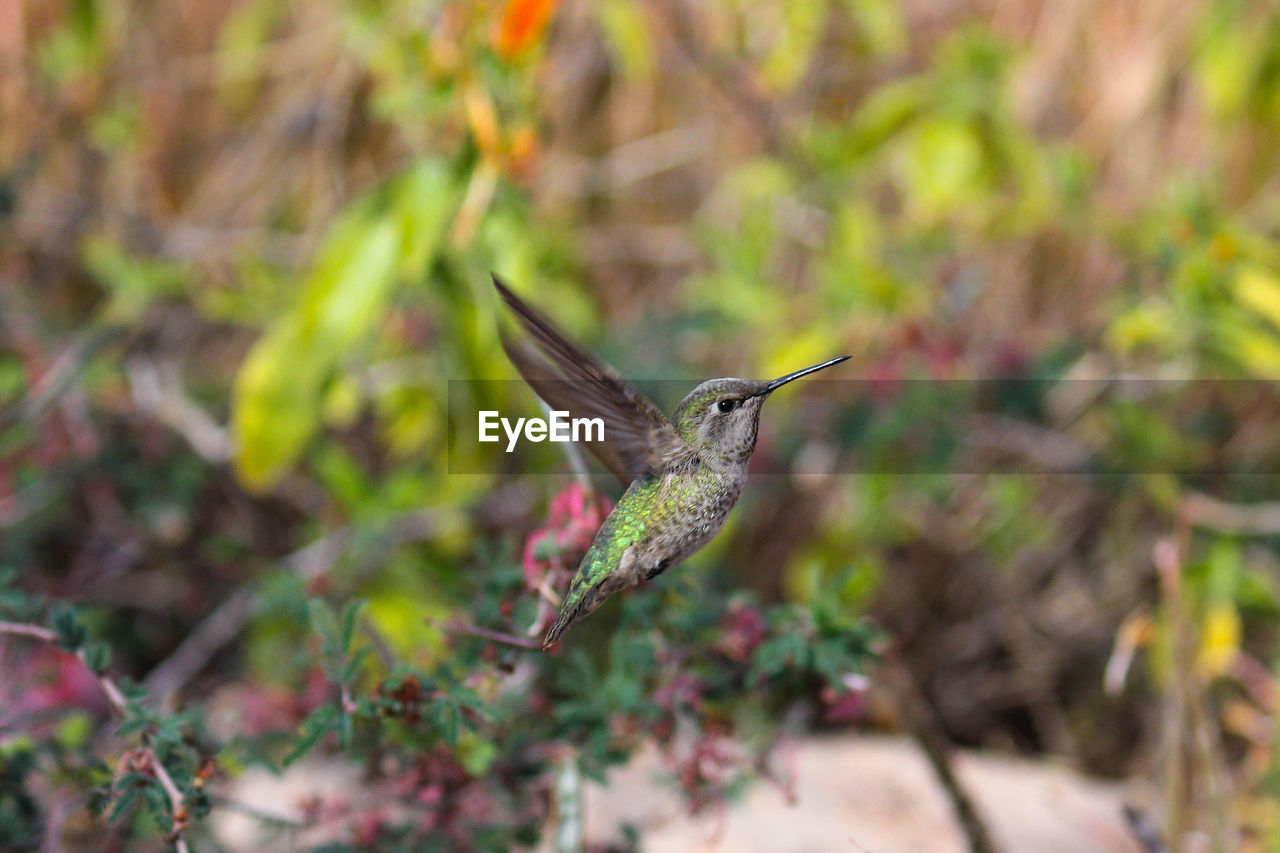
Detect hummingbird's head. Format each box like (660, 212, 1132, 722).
(671, 357, 850, 464)
(672, 377, 771, 463)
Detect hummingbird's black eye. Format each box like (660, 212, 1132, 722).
(717, 398, 738, 413)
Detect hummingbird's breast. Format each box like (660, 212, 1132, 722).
(563, 459, 747, 613)
(638, 462, 746, 572)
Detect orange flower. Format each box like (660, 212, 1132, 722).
(495, 0, 559, 60)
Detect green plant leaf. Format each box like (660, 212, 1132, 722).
(231, 160, 457, 491)
(595, 0, 654, 79)
(1234, 265, 1280, 330)
(283, 705, 340, 766)
(231, 220, 398, 491)
(50, 603, 86, 652)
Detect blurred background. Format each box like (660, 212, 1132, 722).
(4, 0, 1280, 850)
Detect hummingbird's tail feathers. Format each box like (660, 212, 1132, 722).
(542, 591, 597, 649)
(541, 577, 604, 649)
(541, 605, 578, 650)
(540, 564, 633, 649)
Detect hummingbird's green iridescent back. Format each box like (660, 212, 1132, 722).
(492, 274, 849, 649)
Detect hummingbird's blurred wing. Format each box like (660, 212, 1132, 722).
(493, 275, 690, 485)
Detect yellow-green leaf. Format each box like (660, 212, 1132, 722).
(231, 161, 457, 491)
(1106, 301, 1177, 356)
(1234, 264, 1280, 330)
(83, 235, 187, 323)
(902, 117, 985, 221)
(232, 221, 398, 491)
(1197, 601, 1241, 679)
(841, 0, 907, 57)
(595, 0, 653, 79)
(762, 327, 839, 386)
(1216, 314, 1280, 376)
(760, 0, 824, 92)
(393, 159, 456, 277)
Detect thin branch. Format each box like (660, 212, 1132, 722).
(436, 620, 543, 650)
(359, 616, 396, 669)
(1182, 491, 1280, 535)
(0, 326, 121, 429)
(142, 586, 257, 700)
(0, 621, 190, 853)
(143, 747, 191, 845)
(1123, 805, 1171, 853)
(881, 651, 999, 853)
(1154, 538, 1191, 849)
(127, 356, 232, 462)
(0, 621, 59, 642)
(552, 747, 584, 853)
(0, 621, 128, 711)
(39, 795, 69, 853)
(144, 508, 440, 699)
(527, 584, 558, 639)
(659, 0, 789, 160)
(211, 794, 306, 828)
(962, 414, 1094, 472)
(1156, 541, 1236, 852)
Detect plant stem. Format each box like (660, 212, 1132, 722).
(883, 650, 999, 853)
(438, 619, 543, 650)
(553, 748, 584, 853)
(0, 620, 190, 853)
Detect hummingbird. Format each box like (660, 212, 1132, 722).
(493, 274, 849, 649)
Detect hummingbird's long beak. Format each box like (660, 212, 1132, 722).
(763, 355, 851, 394)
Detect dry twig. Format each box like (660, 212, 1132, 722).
(882, 650, 999, 853)
(1122, 805, 1171, 853)
(1182, 491, 1280, 536)
(144, 509, 440, 699)
(437, 620, 543, 650)
(0, 621, 191, 853)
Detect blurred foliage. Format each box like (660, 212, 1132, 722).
(5, 0, 1280, 850)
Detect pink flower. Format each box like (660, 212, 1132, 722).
(521, 482, 611, 588)
(865, 360, 901, 404)
(717, 602, 766, 662)
(668, 731, 744, 814)
(654, 671, 704, 714)
(0, 641, 109, 734)
(820, 673, 870, 724)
